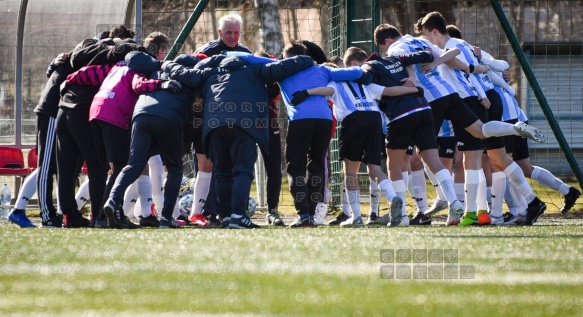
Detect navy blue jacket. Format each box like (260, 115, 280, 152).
(35, 57, 73, 117)
(361, 51, 433, 120)
(195, 39, 252, 57)
(126, 52, 201, 126)
(162, 54, 313, 152)
(60, 39, 145, 111)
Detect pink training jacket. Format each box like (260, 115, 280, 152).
(67, 61, 162, 129)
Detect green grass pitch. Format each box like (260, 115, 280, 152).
(2, 215, 583, 316)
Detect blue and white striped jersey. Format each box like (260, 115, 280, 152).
(494, 85, 527, 122)
(455, 41, 495, 94)
(438, 120, 455, 137)
(326, 81, 383, 121)
(387, 35, 456, 102)
(439, 38, 481, 99)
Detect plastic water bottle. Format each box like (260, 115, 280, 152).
(0, 184, 11, 219)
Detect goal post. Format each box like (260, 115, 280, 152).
(327, 0, 583, 211)
(490, 0, 583, 191)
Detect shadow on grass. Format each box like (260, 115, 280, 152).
(427, 234, 583, 238)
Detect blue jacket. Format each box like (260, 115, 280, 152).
(162, 54, 313, 153)
(279, 65, 364, 121)
(126, 52, 202, 126)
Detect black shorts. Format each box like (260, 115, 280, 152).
(437, 136, 456, 159)
(192, 125, 205, 155)
(184, 116, 205, 155)
(484, 89, 505, 150)
(504, 119, 530, 161)
(362, 135, 387, 165)
(430, 93, 479, 136)
(386, 109, 437, 152)
(406, 145, 414, 156)
(453, 96, 487, 151)
(91, 119, 130, 163)
(339, 111, 383, 165)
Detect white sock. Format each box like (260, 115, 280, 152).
(392, 179, 408, 217)
(152, 195, 164, 213)
(137, 175, 153, 218)
(134, 199, 142, 219)
(402, 172, 409, 193)
(369, 179, 380, 215)
(435, 169, 457, 204)
(503, 162, 535, 203)
(490, 172, 506, 218)
(15, 169, 37, 210)
(57, 186, 62, 215)
(347, 189, 361, 219)
(342, 187, 351, 216)
(505, 178, 528, 216)
(531, 166, 570, 195)
(407, 172, 415, 199)
(149, 155, 164, 210)
(410, 169, 428, 213)
(477, 169, 488, 211)
(482, 121, 518, 138)
(464, 169, 480, 212)
(504, 178, 519, 216)
(517, 192, 528, 216)
(75, 178, 90, 210)
(454, 182, 465, 208)
(191, 171, 211, 216)
(123, 182, 139, 218)
(378, 179, 396, 202)
(487, 186, 492, 211)
(425, 165, 447, 202)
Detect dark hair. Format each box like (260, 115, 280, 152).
(322, 62, 338, 69)
(143, 32, 170, 57)
(109, 24, 135, 39)
(254, 50, 271, 58)
(414, 18, 423, 34)
(301, 40, 328, 64)
(95, 31, 110, 40)
(329, 55, 343, 67)
(446, 25, 462, 39)
(282, 40, 307, 58)
(74, 38, 97, 51)
(343, 47, 368, 66)
(374, 24, 402, 46)
(421, 12, 448, 35)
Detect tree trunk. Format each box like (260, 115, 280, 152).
(382, 0, 456, 36)
(511, 0, 524, 101)
(255, 0, 285, 55)
(534, 1, 552, 42)
(319, 1, 330, 54)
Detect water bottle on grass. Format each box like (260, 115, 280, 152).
(0, 184, 11, 220)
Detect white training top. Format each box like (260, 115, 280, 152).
(326, 81, 383, 121)
(455, 42, 495, 95)
(439, 38, 481, 99)
(387, 35, 456, 102)
(479, 51, 510, 72)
